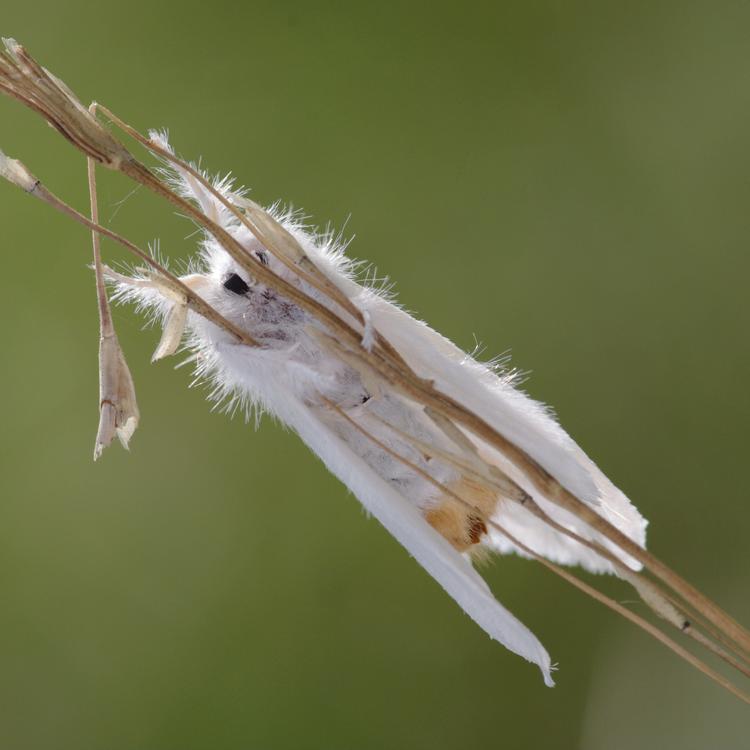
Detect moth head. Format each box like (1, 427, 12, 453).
(216, 249, 269, 295)
(176, 240, 305, 348)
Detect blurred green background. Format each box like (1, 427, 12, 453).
(1, 1, 749, 747)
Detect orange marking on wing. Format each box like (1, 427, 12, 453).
(424, 477, 499, 553)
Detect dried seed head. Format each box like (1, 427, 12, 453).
(94, 333, 140, 460)
(0, 39, 132, 168)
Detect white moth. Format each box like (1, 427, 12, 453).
(104, 131, 647, 687)
(4, 40, 750, 701)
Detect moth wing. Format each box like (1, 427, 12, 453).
(360, 294, 647, 570)
(268, 391, 555, 686)
(295, 238, 647, 571)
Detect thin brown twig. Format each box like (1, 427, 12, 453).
(2, 164, 259, 348)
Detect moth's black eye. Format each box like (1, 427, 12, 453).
(223, 273, 250, 295)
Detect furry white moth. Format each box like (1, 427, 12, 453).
(111, 132, 653, 688)
(2, 39, 749, 700)
(100, 131, 647, 687)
